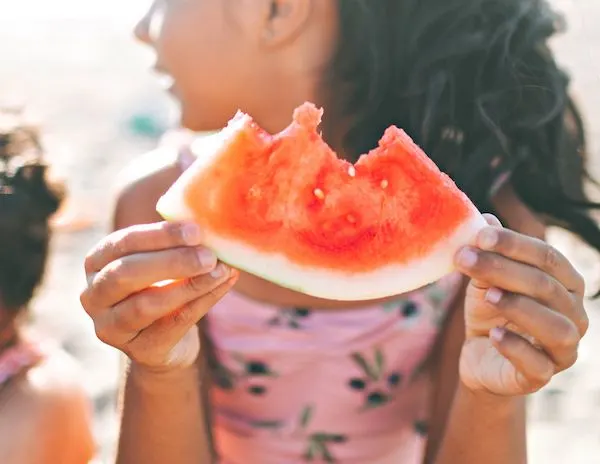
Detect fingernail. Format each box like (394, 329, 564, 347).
(182, 223, 202, 245)
(479, 228, 498, 250)
(490, 327, 505, 342)
(457, 248, 478, 268)
(485, 288, 503, 304)
(210, 263, 229, 279)
(197, 248, 216, 267)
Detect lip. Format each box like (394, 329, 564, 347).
(152, 66, 176, 91)
(152, 62, 168, 74)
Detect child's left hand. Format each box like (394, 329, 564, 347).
(455, 214, 589, 396)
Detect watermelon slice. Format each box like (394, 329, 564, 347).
(157, 103, 486, 301)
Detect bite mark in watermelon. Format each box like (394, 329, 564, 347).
(157, 103, 486, 301)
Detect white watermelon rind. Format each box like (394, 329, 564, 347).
(157, 195, 487, 301)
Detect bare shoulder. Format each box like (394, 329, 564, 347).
(113, 145, 184, 230)
(20, 349, 93, 427)
(0, 349, 95, 463)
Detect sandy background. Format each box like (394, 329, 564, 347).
(0, 0, 599, 462)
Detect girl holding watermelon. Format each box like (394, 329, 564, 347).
(82, 1, 599, 463)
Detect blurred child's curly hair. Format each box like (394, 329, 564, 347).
(0, 108, 65, 312)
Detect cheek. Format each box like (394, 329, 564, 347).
(165, 19, 239, 90)
(158, 13, 207, 76)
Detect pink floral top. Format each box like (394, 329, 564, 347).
(176, 137, 465, 464)
(0, 340, 44, 388)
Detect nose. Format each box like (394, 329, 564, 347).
(134, 4, 154, 45)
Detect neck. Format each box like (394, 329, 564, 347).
(251, 68, 325, 136)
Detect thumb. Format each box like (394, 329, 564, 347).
(482, 213, 503, 228)
(457, 213, 504, 291)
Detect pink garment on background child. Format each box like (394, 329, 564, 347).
(177, 144, 464, 464)
(0, 339, 44, 388)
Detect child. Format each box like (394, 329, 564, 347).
(0, 111, 96, 463)
(81, 1, 598, 463)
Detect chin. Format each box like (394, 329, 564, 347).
(179, 103, 229, 133)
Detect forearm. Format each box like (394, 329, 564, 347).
(117, 361, 212, 464)
(433, 382, 527, 464)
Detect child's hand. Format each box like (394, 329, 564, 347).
(455, 214, 588, 396)
(80, 222, 238, 372)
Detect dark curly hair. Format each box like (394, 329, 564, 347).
(323, 0, 600, 260)
(0, 110, 65, 312)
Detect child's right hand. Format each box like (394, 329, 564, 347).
(80, 221, 238, 372)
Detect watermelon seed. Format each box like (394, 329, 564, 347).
(380, 179, 389, 189)
(348, 166, 356, 177)
(313, 188, 325, 200)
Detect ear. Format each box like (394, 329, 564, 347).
(260, 0, 313, 47)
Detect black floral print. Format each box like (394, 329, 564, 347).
(348, 349, 403, 409)
(269, 307, 313, 329)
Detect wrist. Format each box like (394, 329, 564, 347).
(457, 380, 523, 413)
(128, 360, 200, 389)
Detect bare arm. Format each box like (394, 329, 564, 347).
(111, 162, 215, 464)
(427, 300, 527, 464)
(117, 363, 212, 464)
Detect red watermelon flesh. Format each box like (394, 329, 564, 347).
(157, 103, 486, 301)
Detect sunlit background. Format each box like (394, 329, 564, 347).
(0, 0, 599, 462)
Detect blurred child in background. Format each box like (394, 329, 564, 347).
(0, 109, 95, 463)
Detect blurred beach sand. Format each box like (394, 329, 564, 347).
(0, 0, 599, 462)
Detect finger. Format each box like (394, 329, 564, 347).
(107, 263, 233, 340)
(490, 327, 555, 393)
(473, 227, 584, 295)
(482, 213, 502, 227)
(484, 289, 580, 369)
(88, 246, 218, 310)
(85, 221, 203, 274)
(456, 247, 576, 319)
(128, 274, 238, 359)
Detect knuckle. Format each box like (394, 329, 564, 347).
(554, 321, 580, 352)
(186, 275, 208, 294)
(205, 284, 229, 306)
(574, 270, 586, 294)
(106, 259, 132, 288)
(542, 245, 562, 272)
(94, 324, 114, 346)
(497, 229, 516, 254)
(120, 296, 155, 330)
(528, 364, 554, 391)
(578, 311, 590, 337)
(479, 252, 503, 275)
(205, 287, 221, 303)
(535, 272, 557, 299)
(113, 231, 131, 257)
(171, 306, 193, 326)
(563, 350, 579, 370)
(130, 295, 152, 319)
(83, 251, 96, 274)
(79, 291, 93, 313)
(494, 292, 517, 311)
(164, 221, 184, 243)
(79, 289, 95, 317)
